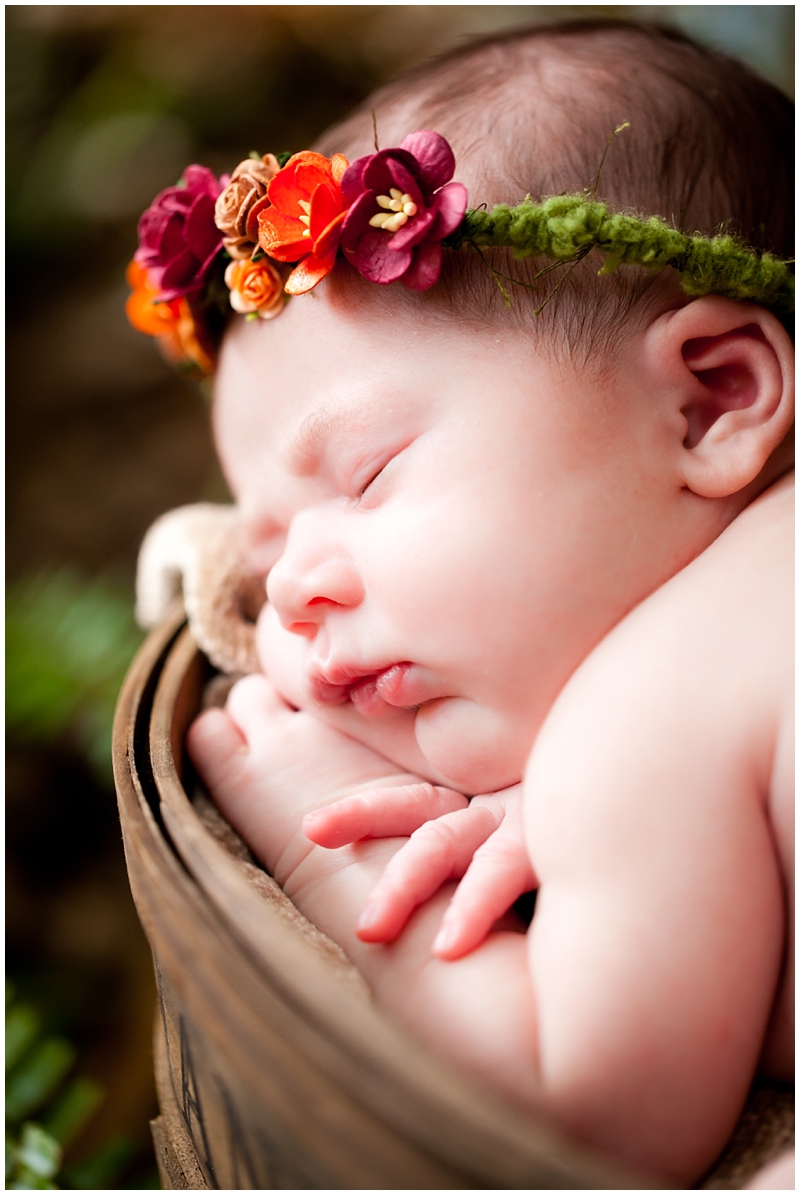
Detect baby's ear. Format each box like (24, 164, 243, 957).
(645, 296, 794, 498)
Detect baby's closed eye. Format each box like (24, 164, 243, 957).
(354, 455, 392, 501)
(350, 438, 416, 506)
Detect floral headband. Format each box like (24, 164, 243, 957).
(126, 130, 794, 376)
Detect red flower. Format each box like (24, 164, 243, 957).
(339, 131, 467, 290)
(256, 151, 349, 295)
(135, 165, 224, 302)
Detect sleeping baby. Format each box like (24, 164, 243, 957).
(132, 19, 794, 1186)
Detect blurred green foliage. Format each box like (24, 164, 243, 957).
(5, 981, 102, 1191)
(6, 571, 143, 784)
(63, 1135, 141, 1191)
(5, 981, 160, 1190)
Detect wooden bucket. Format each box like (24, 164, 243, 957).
(112, 609, 788, 1190)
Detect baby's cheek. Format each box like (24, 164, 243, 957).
(415, 699, 529, 794)
(255, 603, 309, 708)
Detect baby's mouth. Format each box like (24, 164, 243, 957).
(310, 662, 423, 717)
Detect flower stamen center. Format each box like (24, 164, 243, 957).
(369, 188, 419, 233)
(298, 198, 312, 237)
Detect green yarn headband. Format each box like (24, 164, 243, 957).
(447, 193, 794, 314)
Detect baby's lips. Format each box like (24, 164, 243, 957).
(374, 662, 432, 707)
(310, 660, 442, 713)
(348, 678, 398, 719)
(310, 676, 350, 704)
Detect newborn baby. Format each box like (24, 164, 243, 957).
(184, 21, 793, 1185)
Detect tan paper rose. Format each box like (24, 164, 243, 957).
(215, 153, 280, 258)
(224, 257, 284, 319)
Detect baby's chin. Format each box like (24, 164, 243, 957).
(284, 689, 523, 796)
(414, 698, 528, 794)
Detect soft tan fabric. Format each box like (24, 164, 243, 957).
(136, 503, 263, 676)
(698, 1082, 794, 1189)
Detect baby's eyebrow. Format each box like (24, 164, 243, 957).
(281, 400, 365, 476)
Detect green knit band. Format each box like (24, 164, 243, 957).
(446, 195, 794, 313)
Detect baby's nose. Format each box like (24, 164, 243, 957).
(266, 540, 364, 636)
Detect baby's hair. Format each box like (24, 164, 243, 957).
(316, 20, 793, 361)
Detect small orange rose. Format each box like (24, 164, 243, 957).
(224, 257, 284, 319)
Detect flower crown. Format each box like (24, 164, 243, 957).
(126, 130, 794, 376)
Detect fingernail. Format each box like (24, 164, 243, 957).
(357, 901, 378, 931)
(433, 923, 456, 955)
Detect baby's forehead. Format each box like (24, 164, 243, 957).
(215, 322, 415, 477)
(217, 290, 442, 424)
(213, 280, 596, 486)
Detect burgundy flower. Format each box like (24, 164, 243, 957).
(135, 165, 225, 302)
(339, 131, 467, 290)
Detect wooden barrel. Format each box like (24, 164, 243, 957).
(113, 610, 790, 1190)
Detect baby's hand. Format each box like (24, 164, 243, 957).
(306, 783, 536, 959)
(187, 673, 424, 886)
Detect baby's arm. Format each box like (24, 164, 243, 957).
(306, 784, 536, 958)
(514, 482, 792, 1176)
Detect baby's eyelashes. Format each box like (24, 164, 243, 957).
(350, 438, 414, 506)
(347, 448, 394, 502)
(354, 460, 389, 502)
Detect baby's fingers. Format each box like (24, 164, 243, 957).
(304, 783, 467, 848)
(433, 833, 536, 961)
(356, 804, 498, 943)
(225, 672, 292, 739)
(187, 707, 247, 793)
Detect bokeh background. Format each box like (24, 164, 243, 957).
(6, 6, 793, 1188)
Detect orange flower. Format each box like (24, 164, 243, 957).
(224, 257, 284, 319)
(125, 260, 214, 374)
(257, 151, 349, 295)
(125, 259, 172, 335)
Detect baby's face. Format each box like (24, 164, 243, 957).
(215, 286, 689, 792)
